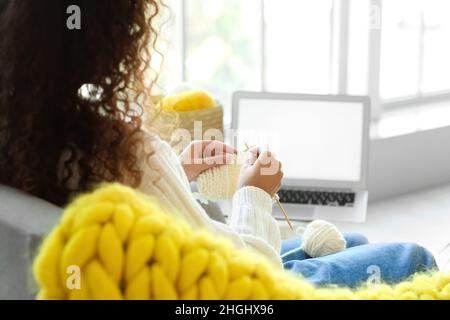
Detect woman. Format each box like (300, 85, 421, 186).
(0, 0, 436, 287)
(0, 0, 283, 268)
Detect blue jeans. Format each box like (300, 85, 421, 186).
(281, 233, 437, 287)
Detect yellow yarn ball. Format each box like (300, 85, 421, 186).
(33, 184, 450, 300)
(159, 91, 217, 113)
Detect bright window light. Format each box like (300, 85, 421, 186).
(157, 0, 450, 126)
(264, 0, 333, 94)
(185, 0, 261, 108)
(380, 0, 450, 100)
(421, 0, 450, 93)
(347, 0, 370, 96)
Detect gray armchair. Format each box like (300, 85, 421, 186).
(0, 185, 60, 300)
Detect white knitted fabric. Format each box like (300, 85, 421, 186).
(134, 133, 282, 268)
(196, 153, 246, 202)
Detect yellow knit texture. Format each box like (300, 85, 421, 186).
(33, 184, 450, 300)
(159, 91, 217, 113)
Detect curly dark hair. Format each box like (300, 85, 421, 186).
(0, 0, 164, 206)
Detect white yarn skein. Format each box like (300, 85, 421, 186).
(196, 152, 247, 202)
(300, 220, 347, 258)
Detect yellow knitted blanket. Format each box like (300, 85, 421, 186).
(33, 184, 450, 300)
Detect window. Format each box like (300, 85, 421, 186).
(347, 0, 370, 96)
(264, 0, 333, 94)
(380, 0, 450, 101)
(420, 1, 450, 94)
(184, 0, 261, 106)
(157, 0, 450, 119)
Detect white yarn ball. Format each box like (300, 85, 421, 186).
(301, 220, 346, 258)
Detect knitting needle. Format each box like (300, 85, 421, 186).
(244, 142, 255, 151)
(274, 194, 294, 232)
(244, 142, 294, 232)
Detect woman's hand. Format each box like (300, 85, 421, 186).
(237, 147, 283, 198)
(179, 140, 237, 182)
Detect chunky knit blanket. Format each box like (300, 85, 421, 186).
(33, 184, 450, 300)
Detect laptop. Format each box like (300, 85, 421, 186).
(231, 91, 370, 223)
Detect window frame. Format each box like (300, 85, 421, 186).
(371, 0, 450, 115)
(172, 0, 450, 121)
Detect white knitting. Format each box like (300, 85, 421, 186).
(134, 132, 283, 268)
(196, 153, 246, 202)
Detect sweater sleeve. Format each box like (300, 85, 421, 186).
(136, 133, 282, 268)
(229, 187, 282, 257)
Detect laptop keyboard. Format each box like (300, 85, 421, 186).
(278, 189, 356, 207)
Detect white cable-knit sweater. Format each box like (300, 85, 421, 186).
(136, 133, 282, 268)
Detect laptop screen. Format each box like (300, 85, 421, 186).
(235, 97, 365, 183)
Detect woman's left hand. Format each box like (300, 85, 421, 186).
(179, 140, 237, 182)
